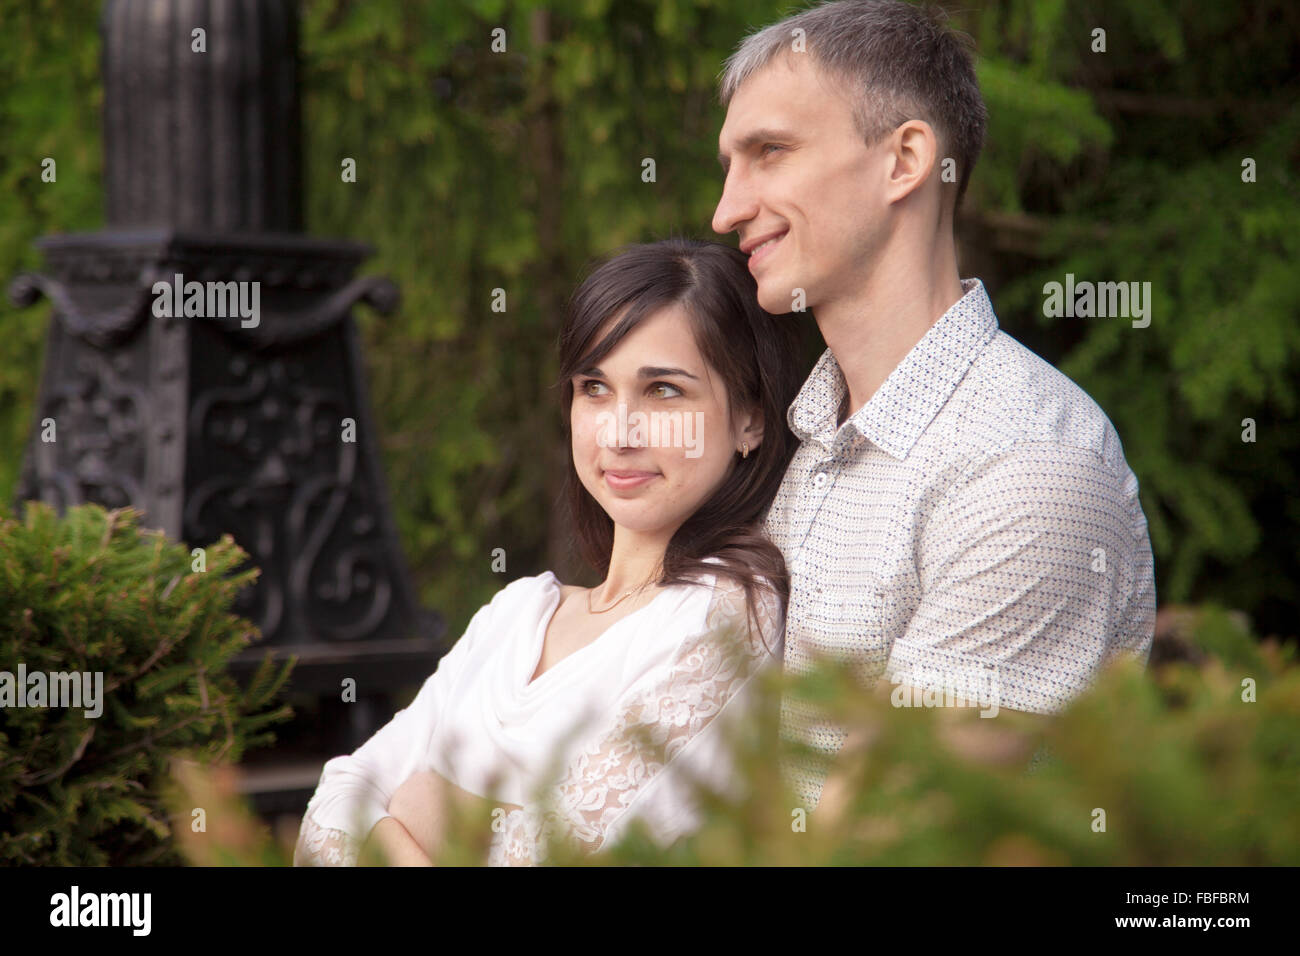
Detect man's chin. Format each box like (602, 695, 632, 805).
(758, 285, 800, 317)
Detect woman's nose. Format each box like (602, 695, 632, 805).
(596, 396, 652, 449)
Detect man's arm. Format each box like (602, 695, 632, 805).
(814, 680, 1037, 825)
(816, 441, 1141, 822)
(885, 440, 1142, 714)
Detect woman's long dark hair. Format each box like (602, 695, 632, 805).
(556, 238, 803, 647)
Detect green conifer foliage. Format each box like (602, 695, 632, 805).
(0, 502, 293, 865)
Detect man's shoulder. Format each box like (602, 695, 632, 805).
(939, 327, 1131, 476)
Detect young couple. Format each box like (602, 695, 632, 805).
(295, 0, 1156, 867)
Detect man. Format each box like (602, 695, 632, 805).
(711, 0, 1157, 812)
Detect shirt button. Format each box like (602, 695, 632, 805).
(813, 473, 828, 488)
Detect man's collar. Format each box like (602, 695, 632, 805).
(787, 277, 999, 460)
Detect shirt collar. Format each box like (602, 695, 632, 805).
(787, 277, 999, 460)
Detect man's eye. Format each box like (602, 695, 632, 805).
(761, 144, 784, 155)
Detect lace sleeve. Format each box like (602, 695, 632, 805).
(495, 579, 783, 863)
(487, 807, 548, 867)
(293, 807, 362, 866)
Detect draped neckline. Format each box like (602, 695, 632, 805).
(523, 572, 675, 690)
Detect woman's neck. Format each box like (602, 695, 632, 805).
(600, 527, 672, 597)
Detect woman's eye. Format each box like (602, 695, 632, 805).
(579, 380, 681, 398)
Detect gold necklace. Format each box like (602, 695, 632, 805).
(587, 567, 662, 614)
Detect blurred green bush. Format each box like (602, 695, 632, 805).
(0, 502, 293, 864)
(570, 605, 1300, 866)
(166, 601, 1298, 867)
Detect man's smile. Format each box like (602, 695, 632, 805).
(745, 229, 788, 269)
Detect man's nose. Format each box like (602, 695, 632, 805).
(712, 169, 757, 236)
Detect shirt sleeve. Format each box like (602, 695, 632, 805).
(488, 578, 785, 866)
(293, 587, 503, 866)
(883, 440, 1155, 715)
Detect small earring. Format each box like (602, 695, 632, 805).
(741, 442, 749, 459)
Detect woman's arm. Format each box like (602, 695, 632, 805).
(384, 768, 522, 864)
(364, 817, 434, 866)
(294, 591, 507, 866)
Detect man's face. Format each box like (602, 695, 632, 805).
(713, 54, 887, 316)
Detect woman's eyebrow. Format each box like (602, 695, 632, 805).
(576, 365, 700, 381)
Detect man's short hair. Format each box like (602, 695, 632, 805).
(718, 0, 987, 211)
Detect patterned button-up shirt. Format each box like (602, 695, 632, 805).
(764, 277, 1157, 809)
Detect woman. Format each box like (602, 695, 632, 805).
(294, 238, 803, 866)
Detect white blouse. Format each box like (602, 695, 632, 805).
(293, 556, 784, 866)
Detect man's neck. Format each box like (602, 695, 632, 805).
(818, 241, 965, 425)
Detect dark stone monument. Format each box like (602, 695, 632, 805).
(8, 0, 446, 817)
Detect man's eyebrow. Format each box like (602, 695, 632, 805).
(717, 127, 798, 172)
(576, 365, 700, 381)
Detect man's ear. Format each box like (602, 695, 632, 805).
(886, 119, 938, 204)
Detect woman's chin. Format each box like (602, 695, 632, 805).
(602, 505, 678, 536)
(604, 514, 663, 534)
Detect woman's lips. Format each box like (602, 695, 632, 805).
(604, 470, 658, 490)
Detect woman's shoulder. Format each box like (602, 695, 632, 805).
(494, 569, 563, 607)
(693, 556, 782, 606)
(651, 556, 785, 654)
(460, 570, 562, 632)
(556, 582, 584, 601)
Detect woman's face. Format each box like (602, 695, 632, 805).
(570, 303, 760, 541)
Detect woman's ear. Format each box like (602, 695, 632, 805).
(738, 406, 764, 453)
